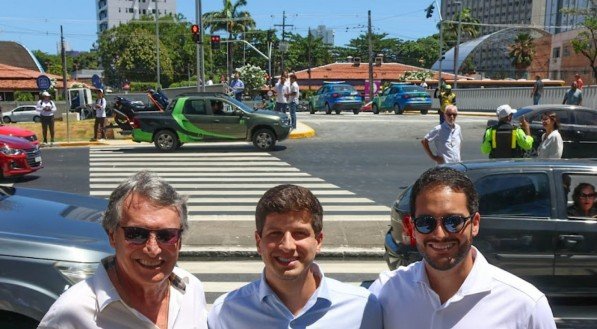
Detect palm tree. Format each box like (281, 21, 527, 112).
(203, 0, 256, 78)
(508, 33, 535, 79)
(442, 8, 480, 48)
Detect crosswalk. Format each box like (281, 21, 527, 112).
(89, 144, 390, 223)
(178, 259, 388, 307)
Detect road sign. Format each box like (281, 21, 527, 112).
(91, 74, 102, 89)
(36, 75, 51, 90)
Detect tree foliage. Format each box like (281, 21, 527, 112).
(442, 8, 480, 48)
(508, 32, 535, 78)
(283, 32, 333, 72)
(570, 14, 597, 83)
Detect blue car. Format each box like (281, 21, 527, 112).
(371, 82, 431, 115)
(309, 82, 363, 115)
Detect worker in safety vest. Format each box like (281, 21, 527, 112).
(481, 104, 534, 158)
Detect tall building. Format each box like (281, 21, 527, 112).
(96, 0, 177, 34)
(311, 25, 335, 46)
(545, 0, 593, 34)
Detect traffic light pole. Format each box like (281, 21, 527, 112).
(221, 39, 270, 62)
(196, 0, 205, 92)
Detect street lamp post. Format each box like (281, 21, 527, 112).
(453, 1, 463, 89)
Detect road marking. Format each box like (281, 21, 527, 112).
(90, 182, 341, 189)
(90, 177, 325, 183)
(90, 189, 356, 197)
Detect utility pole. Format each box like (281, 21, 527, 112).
(60, 25, 70, 143)
(307, 27, 312, 91)
(196, 0, 205, 91)
(454, 1, 463, 89)
(274, 11, 293, 73)
(155, 0, 160, 89)
(367, 10, 374, 103)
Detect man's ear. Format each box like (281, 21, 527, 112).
(255, 231, 262, 255)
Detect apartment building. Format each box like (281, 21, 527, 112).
(96, 0, 177, 34)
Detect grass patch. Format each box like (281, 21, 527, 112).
(5, 118, 122, 142)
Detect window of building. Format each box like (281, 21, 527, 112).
(563, 46, 570, 56)
(552, 47, 561, 58)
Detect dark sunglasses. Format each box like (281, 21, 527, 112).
(120, 226, 183, 245)
(580, 193, 596, 198)
(413, 214, 473, 234)
(445, 113, 457, 117)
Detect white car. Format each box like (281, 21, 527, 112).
(2, 105, 41, 123)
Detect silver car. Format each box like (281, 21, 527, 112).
(2, 105, 41, 123)
(0, 186, 113, 327)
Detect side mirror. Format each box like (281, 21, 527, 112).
(234, 109, 243, 117)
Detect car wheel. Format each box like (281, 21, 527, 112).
(309, 103, 315, 114)
(353, 108, 360, 115)
(33, 116, 41, 123)
(420, 109, 428, 115)
(2, 116, 11, 123)
(394, 104, 404, 115)
(335, 108, 341, 115)
(154, 130, 178, 152)
(372, 104, 379, 115)
(252, 128, 276, 150)
(325, 103, 332, 115)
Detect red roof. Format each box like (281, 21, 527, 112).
(0, 63, 84, 90)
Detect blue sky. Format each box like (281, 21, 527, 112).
(0, 0, 439, 54)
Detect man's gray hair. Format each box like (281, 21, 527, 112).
(102, 171, 188, 233)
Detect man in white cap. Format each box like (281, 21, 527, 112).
(91, 89, 107, 141)
(481, 104, 533, 158)
(36, 91, 57, 146)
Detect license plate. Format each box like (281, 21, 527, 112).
(35, 156, 42, 163)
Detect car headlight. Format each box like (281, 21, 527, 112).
(54, 261, 99, 284)
(0, 143, 24, 156)
(281, 117, 290, 126)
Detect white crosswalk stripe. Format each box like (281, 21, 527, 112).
(177, 260, 387, 306)
(89, 147, 391, 222)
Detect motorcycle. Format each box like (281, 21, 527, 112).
(109, 96, 156, 134)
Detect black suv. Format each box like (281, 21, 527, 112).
(384, 159, 597, 297)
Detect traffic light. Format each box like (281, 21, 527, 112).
(426, 4, 435, 18)
(210, 35, 221, 49)
(191, 24, 200, 44)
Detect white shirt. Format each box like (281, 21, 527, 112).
(208, 263, 382, 329)
(537, 130, 563, 159)
(288, 81, 300, 104)
(38, 257, 208, 329)
(36, 100, 57, 117)
(424, 122, 462, 163)
(275, 81, 290, 104)
(205, 80, 214, 86)
(369, 248, 556, 329)
(94, 98, 107, 118)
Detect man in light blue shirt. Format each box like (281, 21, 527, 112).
(229, 72, 245, 101)
(421, 105, 462, 164)
(208, 184, 382, 329)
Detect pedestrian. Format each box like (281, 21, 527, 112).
(288, 73, 299, 129)
(421, 105, 462, 164)
(420, 78, 428, 89)
(229, 72, 245, 101)
(574, 73, 584, 90)
(205, 77, 214, 86)
(38, 171, 208, 329)
(537, 111, 563, 159)
(208, 184, 383, 329)
(436, 84, 456, 124)
(481, 104, 534, 158)
(563, 82, 582, 105)
(369, 167, 556, 329)
(273, 73, 290, 113)
(531, 75, 544, 105)
(91, 89, 107, 141)
(35, 91, 56, 147)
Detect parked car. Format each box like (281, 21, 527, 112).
(486, 105, 597, 158)
(0, 135, 42, 178)
(0, 186, 113, 327)
(384, 159, 597, 297)
(0, 124, 39, 146)
(2, 105, 40, 123)
(371, 82, 431, 115)
(130, 92, 291, 152)
(308, 82, 363, 115)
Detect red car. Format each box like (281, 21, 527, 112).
(0, 124, 40, 146)
(0, 134, 43, 178)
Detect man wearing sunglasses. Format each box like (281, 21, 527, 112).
(421, 105, 462, 164)
(369, 167, 555, 328)
(39, 171, 208, 329)
(208, 184, 382, 328)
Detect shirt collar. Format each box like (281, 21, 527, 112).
(258, 262, 330, 303)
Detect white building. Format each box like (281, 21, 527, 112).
(96, 0, 177, 34)
(311, 25, 334, 46)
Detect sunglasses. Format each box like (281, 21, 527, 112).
(120, 226, 183, 245)
(413, 214, 473, 234)
(445, 113, 457, 117)
(580, 193, 596, 199)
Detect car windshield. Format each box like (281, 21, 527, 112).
(226, 96, 255, 113)
(331, 85, 355, 92)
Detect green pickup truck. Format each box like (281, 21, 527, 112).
(131, 92, 291, 152)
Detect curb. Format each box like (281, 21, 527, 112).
(289, 122, 316, 139)
(178, 246, 385, 260)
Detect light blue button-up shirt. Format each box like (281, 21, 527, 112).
(208, 263, 382, 329)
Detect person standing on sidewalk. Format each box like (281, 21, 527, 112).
(229, 72, 245, 101)
(531, 75, 544, 105)
(369, 167, 556, 329)
(421, 105, 462, 164)
(563, 82, 582, 105)
(91, 89, 107, 141)
(435, 84, 456, 124)
(35, 91, 56, 147)
(208, 184, 382, 329)
(288, 73, 299, 129)
(273, 73, 290, 113)
(574, 73, 584, 90)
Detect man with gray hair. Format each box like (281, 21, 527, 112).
(39, 171, 208, 329)
(421, 104, 462, 164)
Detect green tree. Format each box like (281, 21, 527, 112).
(203, 0, 256, 78)
(570, 14, 597, 83)
(442, 8, 480, 48)
(396, 35, 440, 68)
(508, 32, 535, 79)
(284, 32, 333, 72)
(237, 64, 266, 97)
